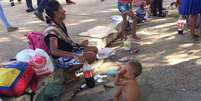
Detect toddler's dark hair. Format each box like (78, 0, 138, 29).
(128, 61, 142, 77)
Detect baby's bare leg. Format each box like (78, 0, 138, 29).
(106, 88, 122, 101)
(121, 14, 128, 40)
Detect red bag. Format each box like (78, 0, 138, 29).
(0, 62, 36, 97)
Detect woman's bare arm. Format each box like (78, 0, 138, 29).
(49, 37, 84, 62)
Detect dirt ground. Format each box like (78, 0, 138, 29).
(1, 0, 201, 101)
(72, 17, 201, 101)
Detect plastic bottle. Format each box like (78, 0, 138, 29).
(83, 62, 95, 88)
(106, 68, 118, 77)
(123, 36, 131, 51)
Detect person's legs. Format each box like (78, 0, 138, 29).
(0, 5, 11, 28)
(190, 15, 199, 38)
(37, 0, 41, 6)
(158, 0, 163, 16)
(121, 14, 128, 40)
(128, 11, 140, 40)
(190, 15, 195, 34)
(26, 0, 33, 9)
(34, 0, 48, 21)
(200, 14, 201, 34)
(151, 0, 157, 16)
(0, 5, 18, 32)
(9, 0, 15, 6)
(25, 0, 35, 12)
(37, 0, 48, 13)
(118, 2, 133, 40)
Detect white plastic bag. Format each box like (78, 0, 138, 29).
(33, 49, 54, 75)
(96, 48, 114, 59)
(16, 49, 54, 76)
(16, 49, 36, 62)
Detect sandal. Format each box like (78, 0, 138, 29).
(34, 11, 44, 21)
(7, 27, 18, 32)
(191, 34, 199, 40)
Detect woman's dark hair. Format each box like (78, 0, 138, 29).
(45, 0, 61, 24)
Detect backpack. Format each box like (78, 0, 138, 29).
(27, 26, 61, 53)
(26, 32, 49, 53)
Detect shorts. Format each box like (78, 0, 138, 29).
(55, 47, 85, 69)
(118, 2, 131, 14)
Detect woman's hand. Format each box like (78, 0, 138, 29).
(73, 55, 85, 63)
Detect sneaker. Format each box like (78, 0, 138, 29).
(152, 13, 158, 17)
(34, 11, 44, 21)
(26, 8, 35, 13)
(7, 27, 18, 32)
(66, 0, 76, 5)
(18, 0, 22, 4)
(158, 14, 166, 17)
(10, 2, 15, 7)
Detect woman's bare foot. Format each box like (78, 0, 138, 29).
(7, 27, 18, 32)
(191, 34, 199, 40)
(65, 71, 80, 80)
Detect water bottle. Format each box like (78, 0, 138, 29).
(83, 62, 95, 88)
(123, 36, 131, 51)
(106, 68, 118, 77)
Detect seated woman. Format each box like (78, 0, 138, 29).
(44, 0, 98, 80)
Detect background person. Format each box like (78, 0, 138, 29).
(25, 0, 41, 12)
(0, 4, 18, 32)
(151, 0, 164, 17)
